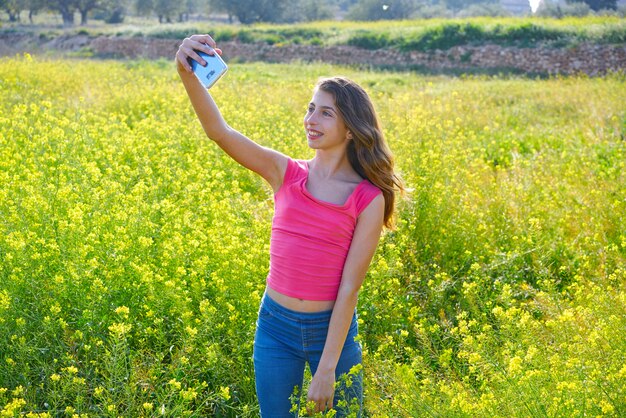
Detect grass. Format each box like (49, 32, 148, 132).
(1, 15, 625, 50)
(0, 55, 625, 417)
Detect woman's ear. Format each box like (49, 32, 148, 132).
(346, 131, 353, 140)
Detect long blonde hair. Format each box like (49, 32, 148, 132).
(316, 77, 404, 229)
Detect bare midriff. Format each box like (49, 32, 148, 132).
(266, 286, 335, 313)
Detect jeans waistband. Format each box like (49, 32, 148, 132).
(261, 292, 334, 323)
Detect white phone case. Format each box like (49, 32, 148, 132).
(191, 49, 228, 89)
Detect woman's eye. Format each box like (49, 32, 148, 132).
(323, 111, 332, 117)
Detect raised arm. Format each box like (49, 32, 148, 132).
(175, 34, 287, 192)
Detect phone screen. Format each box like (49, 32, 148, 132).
(191, 50, 228, 89)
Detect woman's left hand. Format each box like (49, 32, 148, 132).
(307, 369, 335, 413)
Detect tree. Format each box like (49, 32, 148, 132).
(568, 0, 616, 10)
(135, 0, 152, 16)
(2, 0, 26, 21)
(458, 3, 509, 17)
(42, 0, 129, 24)
(300, 0, 333, 21)
(445, 0, 499, 12)
(75, 0, 103, 24)
(208, 0, 289, 23)
(347, 0, 421, 20)
(282, 0, 334, 22)
(178, 0, 199, 22)
(346, 0, 502, 19)
(99, 0, 128, 23)
(153, 0, 182, 22)
(26, 0, 45, 23)
(48, 0, 77, 25)
(336, 0, 358, 11)
(443, 0, 465, 11)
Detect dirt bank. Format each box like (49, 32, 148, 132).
(2, 33, 625, 76)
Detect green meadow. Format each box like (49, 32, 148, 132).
(0, 55, 625, 416)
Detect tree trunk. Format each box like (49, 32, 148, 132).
(80, 9, 88, 25)
(61, 10, 75, 26)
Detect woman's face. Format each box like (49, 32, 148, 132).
(303, 88, 351, 152)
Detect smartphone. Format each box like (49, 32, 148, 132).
(191, 49, 228, 89)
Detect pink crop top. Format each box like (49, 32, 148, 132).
(266, 158, 382, 301)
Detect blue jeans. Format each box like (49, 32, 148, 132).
(253, 293, 363, 417)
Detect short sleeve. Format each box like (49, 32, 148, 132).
(354, 181, 382, 216)
(282, 158, 307, 187)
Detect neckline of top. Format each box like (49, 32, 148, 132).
(301, 160, 367, 208)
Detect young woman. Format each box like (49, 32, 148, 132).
(175, 34, 403, 417)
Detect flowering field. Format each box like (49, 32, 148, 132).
(1, 55, 625, 417)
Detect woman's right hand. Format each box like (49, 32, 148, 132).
(175, 34, 223, 73)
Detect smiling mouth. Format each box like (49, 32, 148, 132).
(307, 129, 323, 139)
